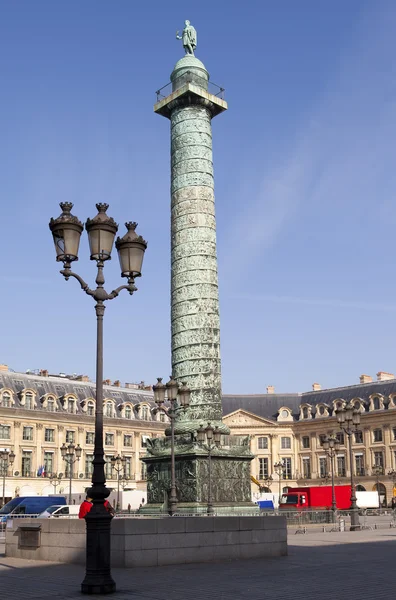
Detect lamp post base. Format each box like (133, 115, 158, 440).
(350, 507, 361, 531)
(81, 505, 115, 595)
(81, 581, 116, 595)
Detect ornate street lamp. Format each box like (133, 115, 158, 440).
(322, 436, 340, 515)
(49, 472, 63, 495)
(388, 470, 396, 508)
(197, 423, 221, 515)
(372, 463, 383, 509)
(153, 376, 191, 515)
(110, 454, 127, 512)
(336, 402, 361, 530)
(0, 449, 15, 507)
(273, 460, 285, 506)
(49, 202, 147, 595)
(61, 442, 82, 504)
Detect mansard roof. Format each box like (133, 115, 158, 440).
(222, 393, 301, 422)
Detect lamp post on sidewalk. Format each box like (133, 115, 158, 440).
(322, 436, 340, 515)
(49, 472, 63, 495)
(61, 443, 82, 504)
(274, 460, 285, 506)
(110, 454, 127, 512)
(49, 202, 147, 594)
(153, 377, 191, 515)
(336, 401, 361, 530)
(197, 423, 222, 515)
(372, 463, 383, 509)
(0, 449, 15, 507)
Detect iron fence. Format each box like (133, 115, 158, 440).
(155, 71, 225, 102)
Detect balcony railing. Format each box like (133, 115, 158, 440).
(155, 71, 225, 102)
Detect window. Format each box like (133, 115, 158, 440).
(105, 402, 113, 418)
(319, 457, 328, 478)
(282, 457, 292, 479)
(280, 409, 289, 418)
(142, 406, 149, 420)
(140, 461, 147, 480)
(141, 435, 149, 448)
(354, 401, 361, 411)
(374, 451, 384, 470)
(373, 429, 383, 443)
(302, 406, 309, 419)
(87, 402, 95, 416)
(0, 425, 11, 439)
(355, 454, 365, 476)
(393, 427, 396, 442)
(302, 436, 310, 449)
(125, 405, 132, 419)
(47, 398, 56, 412)
(302, 458, 311, 479)
(354, 431, 363, 444)
(21, 451, 31, 477)
(43, 452, 53, 475)
(105, 433, 114, 446)
(23, 426, 33, 441)
(66, 398, 74, 414)
(44, 428, 54, 442)
(337, 456, 346, 477)
(85, 454, 94, 479)
(86, 432, 95, 445)
(258, 457, 269, 479)
(336, 432, 345, 445)
(281, 437, 291, 450)
(373, 397, 381, 410)
(124, 435, 132, 447)
(318, 434, 326, 446)
(25, 392, 34, 410)
(65, 430, 75, 443)
(159, 412, 166, 423)
(258, 437, 268, 450)
(2, 392, 11, 407)
(318, 405, 325, 416)
(124, 456, 132, 478)
(105, 458, 114, 479)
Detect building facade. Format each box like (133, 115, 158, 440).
(1, 364, 396, 506)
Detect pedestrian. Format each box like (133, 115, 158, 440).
(127, 503, 131, 514)
(391, 497, 396, 510)
(78, 496, 115, 518)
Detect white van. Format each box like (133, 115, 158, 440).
(38, 504, 80, 518)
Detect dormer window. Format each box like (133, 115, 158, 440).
(125, 405, 132, 419)
(87, 401, 95, 416)
(67, 398, 75, 414)
(105, 402, 113, 418)
(318, 405, 325, 416)
(25, 392, 34, 410)
(142, 406, 149, 420)
(302, 407, 309, 419)
(1, 391, 12, 407)
(47, 397, 56, 412)
(373, 397, 380, 410)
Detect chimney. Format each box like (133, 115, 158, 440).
(40, 369, 49, 377)
(103, 379, 111, 386)
(266, 385, 275, 394)
(376, 371, 394, 382)
(113, 380, 121, 387)
(312, 382, 321, 391)
(360, 374, 373, 384)
(75, 375, 90, 382)
(125, 382, 139, 389)
(0, 364, 8, 372)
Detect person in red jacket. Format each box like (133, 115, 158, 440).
(79, 496, 115, 518)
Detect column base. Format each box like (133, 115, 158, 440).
(81, 581, 116, 595)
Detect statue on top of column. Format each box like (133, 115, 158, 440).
(176, 20, 197, 56)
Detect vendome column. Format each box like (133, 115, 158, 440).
(143, 28, 254, 513)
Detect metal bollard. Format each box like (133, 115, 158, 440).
(339, 518, 345, 532)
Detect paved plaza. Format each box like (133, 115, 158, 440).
(0, 528, 395, 600)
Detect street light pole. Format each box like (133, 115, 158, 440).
(322, 436, 340, 516)
(336, 402, 361, 531)
(49, 202, 147, 595)
(153, 377, 191, 516)
(61, 443, 82, 504)
(0, 449, 15, 507)
(49, 472, 63, 495)
(197, 423, 222, 516)
(388, 470, 396, 508)
(110, 455, 127, 512)
(274, 460, 285, 506)
(373, 464, 382, 508)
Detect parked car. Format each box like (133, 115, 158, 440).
(38, 504, 79, 518)
(0, 496, 67, 523)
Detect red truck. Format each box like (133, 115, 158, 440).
(279, 485, 351, 510)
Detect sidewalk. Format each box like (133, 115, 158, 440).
(1, 529, 395, 600)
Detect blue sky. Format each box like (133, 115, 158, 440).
(1, 0, 395, 394)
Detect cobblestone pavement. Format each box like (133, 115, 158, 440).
(1, 529, 395, 600)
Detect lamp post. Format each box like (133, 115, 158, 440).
(49, 202, 147, 595)
(197, 423, 222, 515)
(274, 460, 285, 505)
(0, 449, 15, 507)
(388, 470, 396, 508)
(372, 464, 383, 509)
(49, 472, 63, 495)
(61, 443, 82, 504)
(336, 402, 361, 530)
(153, 377, 191, 515)
(110, 454, 127, 512)
(260, 474, 273, 492)
(322, 436, 340, 515)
